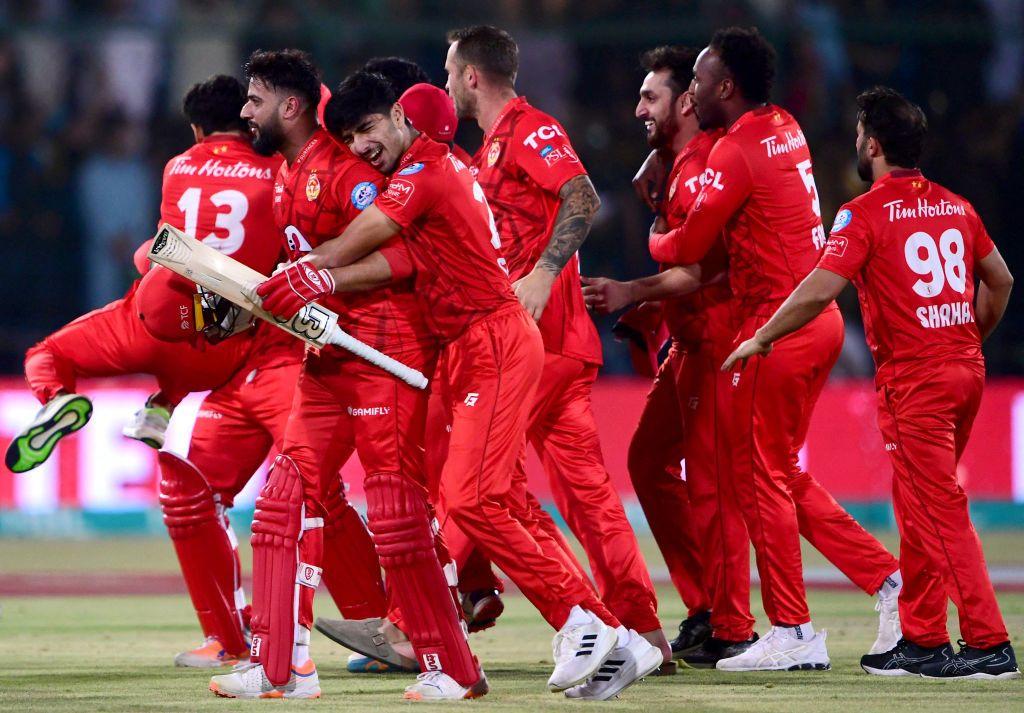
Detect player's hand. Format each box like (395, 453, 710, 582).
(255, 259, 335, 319)
(582, 276, 634, 315)
(633, 150, 671, 211)
(721, 335, 772, 372)
(514, 267, 556, 321)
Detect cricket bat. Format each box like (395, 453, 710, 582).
(147, 223, 428, 390)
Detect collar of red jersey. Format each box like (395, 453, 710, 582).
(728, 104, 780, 133)
(875, 168, 923, 187)
(482, 96, 528, 144)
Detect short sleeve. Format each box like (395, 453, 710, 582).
(379, 237, 415, 281)
(969, 205, 996, 260)
(375, 162, 441, 228)
(510, 115, 587, 195)
(816, 203, 873, 280)
(332, 162, 385, 225)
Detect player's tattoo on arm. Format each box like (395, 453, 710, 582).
(536, 175, 601, 275)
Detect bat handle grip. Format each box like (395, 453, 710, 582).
(326, 326, 429, 390)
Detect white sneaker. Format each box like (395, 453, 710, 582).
(174, 636, 248, 668)
(565, 629, 663, 700)
(716, 626, 831, 672)
(869, 595, 902, 655)
(547, 606, 617, 692)
(403, 671, 489, 700)
(122, 401, 171, 449)
(209, 660, 320, 699)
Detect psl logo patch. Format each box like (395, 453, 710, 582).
(305, 170, 321, 201)
(487, 139, 501, 167)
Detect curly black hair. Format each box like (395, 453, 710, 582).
(857, 86, 928, 168)
(244, 48, 321, 110)
(640, 45, 698, 99)
(182, 74, 248, 134)
(323, 71, 397, 136)
(709, 27, 776, 104)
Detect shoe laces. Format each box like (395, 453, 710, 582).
(553, 625, 588, 658)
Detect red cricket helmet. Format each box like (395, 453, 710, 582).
(399, 83, 458, 144)
(135, 265, 202, 343)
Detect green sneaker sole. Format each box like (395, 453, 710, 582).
(5, 394, 93, 473)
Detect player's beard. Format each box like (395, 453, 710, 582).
(252, 117, 285, 156)
(452, 87, 477, 121)
(646, 112, 679, 150)
(856, 141, 873, 182)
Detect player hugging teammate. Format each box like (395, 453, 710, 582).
(4, 21, 1019, 704)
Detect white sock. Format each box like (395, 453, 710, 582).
(878, 570, 903, 600)
(292, 625, 310, 668)
(616, 625, 631, 647)
(785, 622, 815, 641)
(563, 604, 592, 629)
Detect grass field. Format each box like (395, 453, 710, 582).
(1, 534, 1023, 712)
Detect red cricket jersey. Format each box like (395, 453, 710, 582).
(376, 134, 519, 342)
(160, 134, 298, 369)
(471, 97, 602, 365)
(659, 129, 732, 345)
(817, 169, 994, 386)
(650, 106, 828, 319)
(274, 128, 434, 357)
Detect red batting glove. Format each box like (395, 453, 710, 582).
(255, 259, 335, 318)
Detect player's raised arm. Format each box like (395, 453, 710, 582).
(975, 246, 1013, 341)
(649, 138, 751, 265)
(309, 202, 402, 269)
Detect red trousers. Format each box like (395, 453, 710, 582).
(727, 307, 898, 625)
(438, 306, 618, 630)
(629, 340, 754, 641)
(524, 352, 660, 633)
(23, 287, 250, 406)
(877, 361, 1009, 648)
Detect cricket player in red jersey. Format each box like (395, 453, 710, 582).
(647, 28, 901, 671)
(210, 51, 483, 701)
(443, 26, 667, 688)
(583, 45, 757, 667)
(5, 75, 385, 669)
(727, 87, 1020, 680)
(257, 69, 664, 700)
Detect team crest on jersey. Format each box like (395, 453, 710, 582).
(350, 181, 378, 210)
(487, 139, 502, 167)
(305, 170, 321, 201)
(831, 208, 852, 233)
(398, 162, 425, 175)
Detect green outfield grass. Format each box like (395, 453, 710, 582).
(0, 535, 1022, 712)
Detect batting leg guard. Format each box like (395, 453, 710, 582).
(365, 472, 480, 687)
(158, 451, 248, 656)
(249, 455, 323, 686)
(322, 477, 387, 620)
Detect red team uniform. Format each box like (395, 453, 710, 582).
(377, 134, 619, 632)
(628, 128, 754, 642)
(468, 97, 659, 633)
(649, 106, 898, 627)
(251, 128, 480, 689)
(818, 169, 1009, 649)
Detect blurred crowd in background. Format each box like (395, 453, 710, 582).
(0, 0, 1021, 376)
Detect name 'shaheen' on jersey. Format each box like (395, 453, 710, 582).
(168, 157, 274, 180)
(759, 130, 807, 157)
(883, 197, 967, 223)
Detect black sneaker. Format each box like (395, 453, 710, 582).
(670, 611, 711, 659)
(919, 640, 1022, 680)
(681, 633, 759, 669)
(860, 638, 954, 676)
